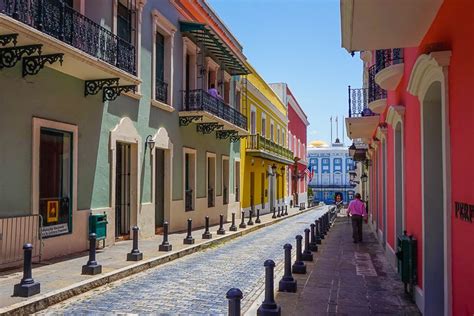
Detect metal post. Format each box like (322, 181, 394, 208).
(183, 218, 195, 244)
(255, 209, 261, 224)
(302, 228, 314, 261)
(292, 235, 306, 274)
(277, 206, 281, 218)
(229, 212, 238, 231)
(159, 221, 172, 251)
(217, 214, 226, 235)
(272, 207, 276, 219)
(315, 220, 322, 244)
(278, 244, 297, 293)
(285, 205, 288, 216)
(82, 233, 102, 275)
(239, 211, 247, 228)
(13, 243, 40, 297)
(257, 260, 281, 315)
(226, 288, 243, 316)
(247, 210, 254, 225)
(309, 224, 318, 252)
(202, 216, 212, 239)
(127, 226, 143, 261)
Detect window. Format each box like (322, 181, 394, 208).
(322, 158, 330, 173)
(346, 158, 353, 171)
(183, 148, 196, 211)
(117, 0, 133, 43)
(322, 174, 330, 185)
(235, 161, 240, 202)
(250, 106, 257, 134)
(155, 32, 166, 102)
(261, 113, 266, 137)
(288, 131, 292, 148)
(222, 157, 229, 205)
(334, 158, 342, 172)
(270, 120, 274, 141)
(334, 173, 342, 185)
(207, 153, 216, 208)
(277, 126, 280, 144)
(293, 135, 296, 153)
(282, 130, 285, 147)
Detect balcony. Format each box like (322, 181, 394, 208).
(246, 134, 294, 165)
(345, 86, 379, 142)
(374, 49, 404, 90)
(368, 65, 387, 114)
(180, 89, 248, 135)
(0, 0, 139, 86)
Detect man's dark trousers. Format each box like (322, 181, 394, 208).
(351, 215, 363, 242)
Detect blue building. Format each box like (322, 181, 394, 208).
(307, 139, 356, 204)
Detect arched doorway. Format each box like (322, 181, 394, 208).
(394, 121, 404, 239)
(422, 81, 444, 315)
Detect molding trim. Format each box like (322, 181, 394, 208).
(386, 105, 405, 127)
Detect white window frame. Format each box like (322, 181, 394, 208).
(250, 105, 257, 135)
(261, 112, 266, 137)
(206, 152, 217, 207)
(270, 119, 274, 141)
(32, 118, 78, 221)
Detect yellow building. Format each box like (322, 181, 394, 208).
(240, 64, 294, 215)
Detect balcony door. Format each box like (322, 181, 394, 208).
(155, 149, 165, 228)
(115, 142, 131, 238)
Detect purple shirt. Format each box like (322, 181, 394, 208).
(208, 88, 219, 98)
(348, 199, 367, 217)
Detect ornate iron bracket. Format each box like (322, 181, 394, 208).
(22, 53, 63, 77)
(103, 85, 136, 102)
(216, 130, 238, 140)
(196, 123, 224, 134)
(0, 45, 42, 69)
(230, 134, 247, 143)
(84, 78, 120, 96)
(0, 34, 18, 47)
(179, 115, 203, 126)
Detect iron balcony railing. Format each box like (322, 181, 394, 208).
(368, 64, 387, 103)
(375, 48, 403, 73)
(208, 187, 214, 207)
(348, 86, 377, 118)
(235, 186, 239, 202)
(246, 134, 294, 161)
(155, 79, 168, 103)
(223, 186, 228, 205)
(182, 89, 247, 130)
(1, 0, 136, 75)
(185, 189, 193, 211)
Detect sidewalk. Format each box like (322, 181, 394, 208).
(0, 205, 316, 315)
(276, 215, 421, 315)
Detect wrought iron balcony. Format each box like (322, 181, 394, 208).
(223, 186, 228, 205)
(375, 48, 403, 73)
(348, 86, 376, 118)
(368, 65, 387, 103)
(181, 89, 247, 131)
(155, 79, 168, 103)
(246, 134, 294, 163)
(185, 189, 193, 211)
(208, 187, 214, 207)
(1, 0, 136, 75)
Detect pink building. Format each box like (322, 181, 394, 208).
(270, 83, 309, 207)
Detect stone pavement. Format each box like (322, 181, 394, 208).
(38, 207, 328, 315)
(0, 205, 322, 315)
(276, 216, 421, 316)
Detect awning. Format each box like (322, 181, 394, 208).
(180, 21, 250, 75)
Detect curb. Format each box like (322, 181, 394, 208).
(0, 206, 322, 315)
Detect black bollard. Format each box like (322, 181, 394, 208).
(309, 224, 318, 252)
(183, 218, 195, 244)
(318, 218, 325, 239)
(229, 212, 238, 231)
(13, 243, 40, 297)
(292, 235, 306, 274)
(272, 207, 276, 219)
(82, 233, 102, 275)
(285, 205, 288, 216)
(255, 209, 261, 224)
(159, 221, 172, 251)
(202, 216, 213, 239)
(217, 214, 226, 235)
(315, 220, 322, 244)
(227, 288, 243, 316)
(278, 244, 297, 293)
(127, 226, 143, 261)
(277, 206, 281, 218)
(239, 211, 247, 229)
(257, 260, 281, 316)
(302, 228, 314, 261)
(247, 210, 254, 225)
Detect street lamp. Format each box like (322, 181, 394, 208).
(271, 164, 277, 175)
(348, 142, 356, 156)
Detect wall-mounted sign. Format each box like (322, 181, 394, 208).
(41, 223, 69, 238)
(46, 200, 59, 223)
(454, 202, 474, 223)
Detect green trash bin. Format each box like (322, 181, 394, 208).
(89, 213, 108, 241)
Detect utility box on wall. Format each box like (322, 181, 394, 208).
(89, 213, 108, 241)
(396, 231, 417, 299)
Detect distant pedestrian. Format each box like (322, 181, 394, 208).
(347, 193, 367, 243)
(208, 83, 221, 99)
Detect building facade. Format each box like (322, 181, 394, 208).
(240, 66, 293, 215)
(341, 0, 474, 314)
(0, 0, 248, 263)
(270, 83, 309, 208)
(307, 140, 355, 205)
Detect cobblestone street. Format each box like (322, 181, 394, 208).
(42, 207, 326, 315)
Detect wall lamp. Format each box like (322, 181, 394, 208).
(145, 135, 155, 151)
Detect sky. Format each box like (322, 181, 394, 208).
(208, 0, 362, 146)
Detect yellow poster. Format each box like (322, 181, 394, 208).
(47, 200, 59, 223)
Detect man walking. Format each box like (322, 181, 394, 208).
(347, 193, 367, 243)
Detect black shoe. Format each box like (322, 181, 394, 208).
(353, 240, 358, 244)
